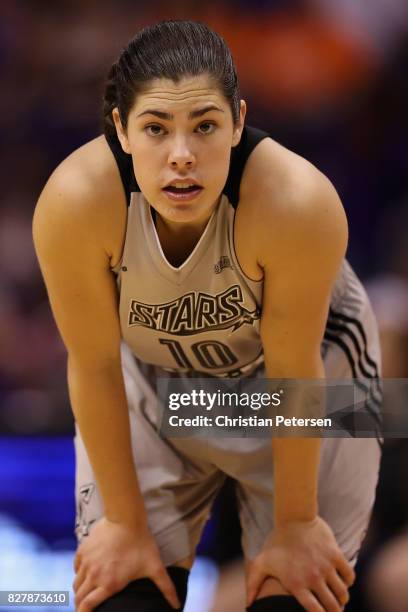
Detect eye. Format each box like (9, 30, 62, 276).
(196, 122, 216, 135)
(145, 124, 166, 136)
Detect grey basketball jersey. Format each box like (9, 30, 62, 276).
(106, 126, 380, 386)
(114, 191, 263, 377)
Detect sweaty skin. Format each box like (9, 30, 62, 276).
(34, 74, 351, 612)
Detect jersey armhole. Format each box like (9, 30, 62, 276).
(223, 125, 270, 208)
(105, 134, 140, 206)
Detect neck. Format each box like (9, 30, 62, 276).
(155, 195, 220, 236)
(156, 214, 208, 240)
(152, 199, 220, 268)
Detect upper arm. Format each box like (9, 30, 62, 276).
(33, 147, 125, 369)
(248, 147, 348, 374)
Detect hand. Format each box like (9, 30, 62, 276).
(246, 516, 355, 611)
(73, 517, 180, 611)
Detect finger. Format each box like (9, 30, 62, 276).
(75, 576, 94, 611)
(336, 555, 356, 587)
(314, 580, 343, 612)
(246, 564, 267, 607)
(73, 565, 87, 593)
(294, 589, 325, 612)
(151, 567, 180, 609)
(327, 570, 350, 607)
(77, 586, 110, 612)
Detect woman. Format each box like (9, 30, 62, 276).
(33, 20, 382, 612)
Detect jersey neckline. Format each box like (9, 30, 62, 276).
(140, 194, 219, 285)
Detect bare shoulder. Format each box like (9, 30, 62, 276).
(33, 135, 126, 267)
(237, 136, 348, 269)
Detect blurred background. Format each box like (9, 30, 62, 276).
(0, 0, 407, 610)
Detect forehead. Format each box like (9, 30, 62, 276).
(131, 74, 228, 115)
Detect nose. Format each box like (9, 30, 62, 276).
(167, 136, 196, 170)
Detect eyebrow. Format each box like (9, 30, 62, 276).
(136, 104, 225, 120)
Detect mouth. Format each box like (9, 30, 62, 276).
(162, 180, 204, 202)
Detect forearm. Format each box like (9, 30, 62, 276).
(273, 437, 320, 525)
(267, 355, 325, 526)
(68, 356, 147, 529)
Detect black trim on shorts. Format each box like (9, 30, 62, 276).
(105, 125, 270, 208)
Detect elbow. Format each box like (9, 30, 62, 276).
(262, 351, 325, 380)
(67, 350, 123, 377)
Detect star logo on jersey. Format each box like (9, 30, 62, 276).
(214, 256, 233, 274)
(128, 284, 260, 336)
(79, 484, 94, 504)
(75, 483, 96, 538)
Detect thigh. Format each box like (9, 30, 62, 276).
(74, 345, 226, 567)
(235, 346, 381, 565)
(234, 430, 381, 565)
(222, 266, 383, 581)
(74, 416, 224, 567)
(320, 288, 382, 563)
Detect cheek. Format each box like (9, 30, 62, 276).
(202, 140, 231, 170)
(131, 148, 162, 189)
(206, 145, 232, 185)
(132, 142, 160, 163)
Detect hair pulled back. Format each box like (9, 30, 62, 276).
(102, 20, 240, 138)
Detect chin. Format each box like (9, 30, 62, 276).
(160, 203, 204, 224)
(156, 195, 218, 225)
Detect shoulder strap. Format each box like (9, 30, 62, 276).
(105, 124, 269, 208)
(223, 125, 269, 207)
(105, 134, 139, 205)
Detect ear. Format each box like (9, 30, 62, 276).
(232, 99, 247, 147)
(112, 108, 131, 154)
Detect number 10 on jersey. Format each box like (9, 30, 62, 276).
(159, 338, 238, 371)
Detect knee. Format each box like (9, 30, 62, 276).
(246, 577, 304, 611)
(95, 566, 189, 611)
(173, 553, 195, 570)
(246, 595, 305, 611)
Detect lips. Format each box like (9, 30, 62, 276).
(163, 178, 203, 189)
(162, 179, 203, 202)
(164, 185, 201, 193)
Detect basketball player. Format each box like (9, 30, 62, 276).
(33, 21, 382, 612)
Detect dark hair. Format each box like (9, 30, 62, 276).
(102, 20, 240, 137)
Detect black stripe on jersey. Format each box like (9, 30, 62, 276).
(328, 308, 379, 374)
(326, 307, 382, 407)
(323, 326, 382, 406)
(323, 331, 383, 435)
(325, 318, 378, 380)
